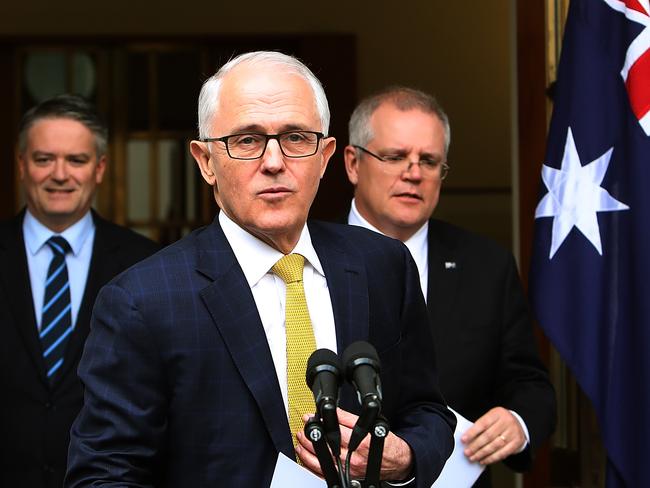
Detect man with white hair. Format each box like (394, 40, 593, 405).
(66, 52, 455, 487)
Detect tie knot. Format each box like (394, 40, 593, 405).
(47, 236, 71, 256)
(272, 253, 305, 284)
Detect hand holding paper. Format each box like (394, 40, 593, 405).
(461, 406, 526, 465)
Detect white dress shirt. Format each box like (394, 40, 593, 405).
(347, 198, 531, 453)
(219, 211, 337, 414)
(348, 198, 429, 302)
(24, 210, 95, 331)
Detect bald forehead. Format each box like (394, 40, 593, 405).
(221, 62, 316, 106)
(215, 62, 321, 133)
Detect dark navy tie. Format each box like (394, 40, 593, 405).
(40, 236, 73, 382)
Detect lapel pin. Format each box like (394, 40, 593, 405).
(444, 261, 456, 269)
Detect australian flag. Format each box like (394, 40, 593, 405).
(529, 0, 650, 486)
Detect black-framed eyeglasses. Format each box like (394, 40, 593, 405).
(201, 131, 325, 160)
(353, 145, 449, 180)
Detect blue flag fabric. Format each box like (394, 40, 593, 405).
(530, 0, 650, 487)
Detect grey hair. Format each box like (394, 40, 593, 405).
(197, 51, 331, 139)
(18, 94, 108, 157)
(348, 86, 451, 156)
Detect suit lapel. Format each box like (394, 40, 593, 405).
(196, 221, 294, 459)
(0, 213, 49, 384)
(309, 222, 368, 410)
(427, 220, 462, 345)
(312, 225, 368, 351)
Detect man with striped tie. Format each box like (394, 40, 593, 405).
(0, 94, 159, 488)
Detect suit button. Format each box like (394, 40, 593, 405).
(45, 402, 52, 409)
(43, 464, 55, 473)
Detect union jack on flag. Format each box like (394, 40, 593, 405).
(530, 0, 650, 487)
(607, 0, 650, 134)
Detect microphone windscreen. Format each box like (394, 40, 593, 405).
(342, 341, 379, 372)
(306, 348, 342, 387)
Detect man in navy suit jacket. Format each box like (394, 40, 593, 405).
(66, 52, 455, 487)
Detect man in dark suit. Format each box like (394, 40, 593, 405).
(65, 52, 455, 487)
(0, 94, 159, 488)
(344, 86, 556, 487)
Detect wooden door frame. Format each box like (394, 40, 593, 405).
(516, 1, 553, 486)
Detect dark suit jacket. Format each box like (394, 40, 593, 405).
(65, 217, 456, 488)
(426, 218, 556, 487)
(0, 210, 159, 488)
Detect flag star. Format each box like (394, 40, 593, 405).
(535, 127, 630, 259)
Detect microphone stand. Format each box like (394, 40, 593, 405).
(304, 416, 345, 488)
(361, 415, 389, 488)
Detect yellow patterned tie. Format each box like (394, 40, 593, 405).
(272, 253, 316, 456)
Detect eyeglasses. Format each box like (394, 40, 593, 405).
(353, 145, 449, 180)
(201, 131, 325, 160)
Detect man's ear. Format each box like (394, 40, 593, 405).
(190, 140, 216, 185)
(343, 145, 359, 185)
(17, 153, 26, 180)
(95, 155, 107, 184)
(318, 137, 337, 178)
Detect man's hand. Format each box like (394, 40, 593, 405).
(295, 408, 413, 481)
(461, 407, 526, 465)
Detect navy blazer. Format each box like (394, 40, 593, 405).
(426, 219, 556, 487)
(0, 211, 159, 488)
(66, 217, 455, 487)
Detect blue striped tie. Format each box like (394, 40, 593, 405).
(40, 236, 73, 383)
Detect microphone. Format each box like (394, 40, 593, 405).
(342, 341, 382, 453)
(306, 348, 343, 456)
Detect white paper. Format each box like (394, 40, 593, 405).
(432, 408, 485, 487)
(270, 452, 327, 488)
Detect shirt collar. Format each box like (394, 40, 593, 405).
(23, 210, 95, 257)
(219, 211, 324, 287)
(404, 219, 429, 252)
(348, 198, 382, 234)
(348, 197, 429, 248)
